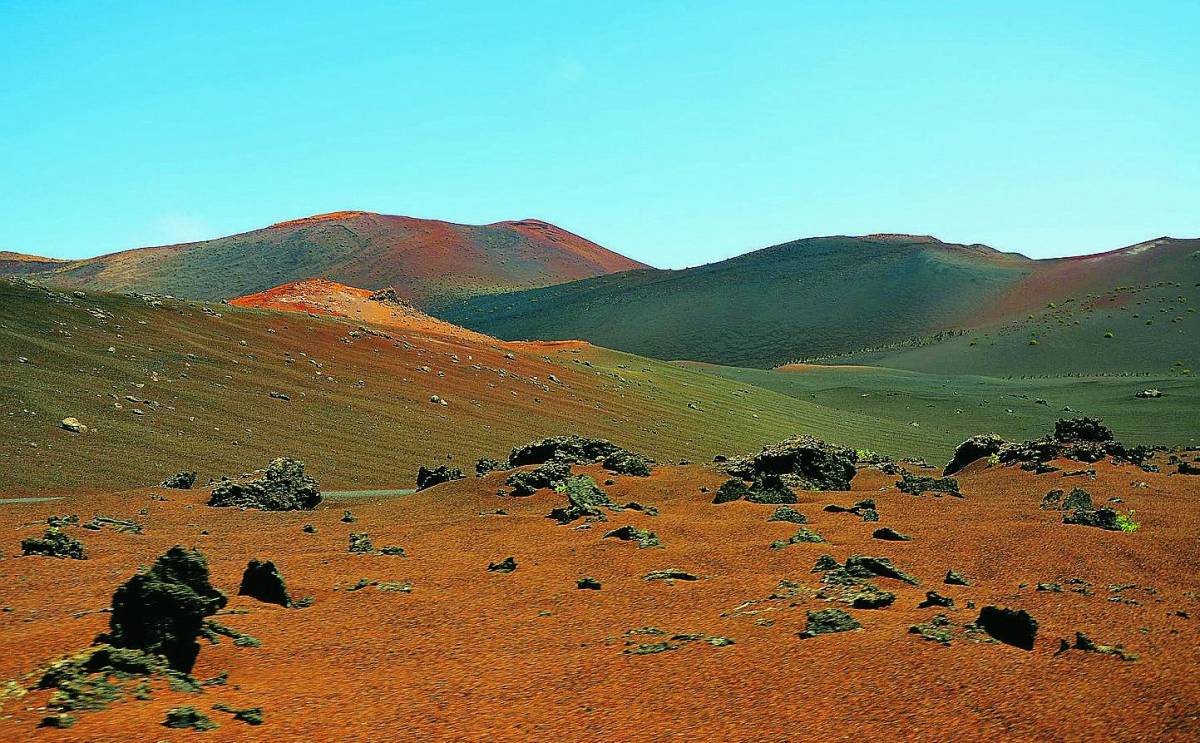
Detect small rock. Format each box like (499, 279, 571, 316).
(872, 527, 913, 541)
(488, 556, 518, 573)
(975, 605, 1038, 650)
(799, 608, 861, 638)
(238, 559, 291, 607)
(919, 591, 955, 608)
(60, 417, 87, 433)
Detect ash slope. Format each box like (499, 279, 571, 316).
(440, 235, 1200, 370)
(0, 278, 933, 491)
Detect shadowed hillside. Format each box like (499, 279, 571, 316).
(441, 235, 1200, 371)
(27, 211, 647, 307)
(441, 234, 1038, 368)
(0, 251, 66, 275)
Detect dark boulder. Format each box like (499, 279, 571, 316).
(1054, 417, 1113, 443)
(208, 458, 321, 511)
(944, 570, 970, 586)
(1063, 506, 1121, 530)
(974, 605, 1038, 650)
(722, 435, 856, 490)
(161, 471, 197, 490)
(237, 559, 291, 607)
(487, 556, 517, 573)
(603, 525, 660, 548)
(712, 478, 750, 504)
(798, 608, 861, 638)
(548, 475, 614, 524)
(897, 471, 962, 497)
(506, 460, 571, 496)
(844, 555, 919, 585)
(508, 435, 623, 467)
(944, 433, 1006, 476)
(163, 706, 217, 731)
(102, 546, 228, 673)
(21, 528, 87, 560)
(919, 591, 955, 608)
(849, 585, 896, 608)
(872, 527, 912, 541)
(602, 450, 653, 477)
(745, 474, 797, 504)
(416, 465, 464, 491)
(768, 506, 807, 524)
(475, 458, 504, 477)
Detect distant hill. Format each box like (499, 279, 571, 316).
(26, 211, 647, 306)
(0, 251, 67, 275)
(440, 235, 1200, 371)
(440, 234, 1039, 368)
(812, 238, 1200, 376)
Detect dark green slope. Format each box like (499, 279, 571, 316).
(439, 235, 1036, 368)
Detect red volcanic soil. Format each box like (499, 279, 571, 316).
(1, 457, 1197, 741)
(228, 278, 496, 343)
(30, 211, 650, 305)
(268, 211, 375, 229)
(973, 237, 1198, 325)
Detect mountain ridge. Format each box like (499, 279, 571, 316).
(17, 211, 648, 307)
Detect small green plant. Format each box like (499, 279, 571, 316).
(986, 453, 1001, 466)
(1103, 331, 1114, 338)
(855, 448, 876, 461)
(1115, 510, 1140, 533)
(1028, 339, 1039, 346)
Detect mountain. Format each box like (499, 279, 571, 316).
(26, 211, 647, 306)
(0, 251, 67, 275)
(439, 235, 1200, 371)
(439, 234, 1039, 368)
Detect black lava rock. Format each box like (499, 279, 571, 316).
(238, 559, 291, 607)
(975, 605, 1038, 650)
(103, 546, 228, 672)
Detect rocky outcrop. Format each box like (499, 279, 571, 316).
(974, 606, 1038, 650)
(548, 475, 614, 524)
(721, 435, 856, 491)
(208, 458, 321, 511)
(161, 471, 197, 489)
(21, 528, 87, 559)
(416, 465, 464, 491)
(102, 546, 228, 673)
(238, 559, 291, 607)
(943, 418, 1154, 474)
(943, 433, 1006, 475)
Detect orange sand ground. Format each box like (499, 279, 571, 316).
(1, 458, 1198, 741)
(228, 278, 497, 344)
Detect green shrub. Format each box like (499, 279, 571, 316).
(1115, 510, 1140, 533)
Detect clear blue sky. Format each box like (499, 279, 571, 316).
(1, 1, 1197, 266)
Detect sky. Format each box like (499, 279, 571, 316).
(1, 1, 1197, 267)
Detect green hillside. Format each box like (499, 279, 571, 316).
(440, 235, 1035, 368)
(0, 278, 937, 491)
(440, 235, 1200, 372)
(810, 277, 1199, 376)
(680, 362, 1200, 454)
